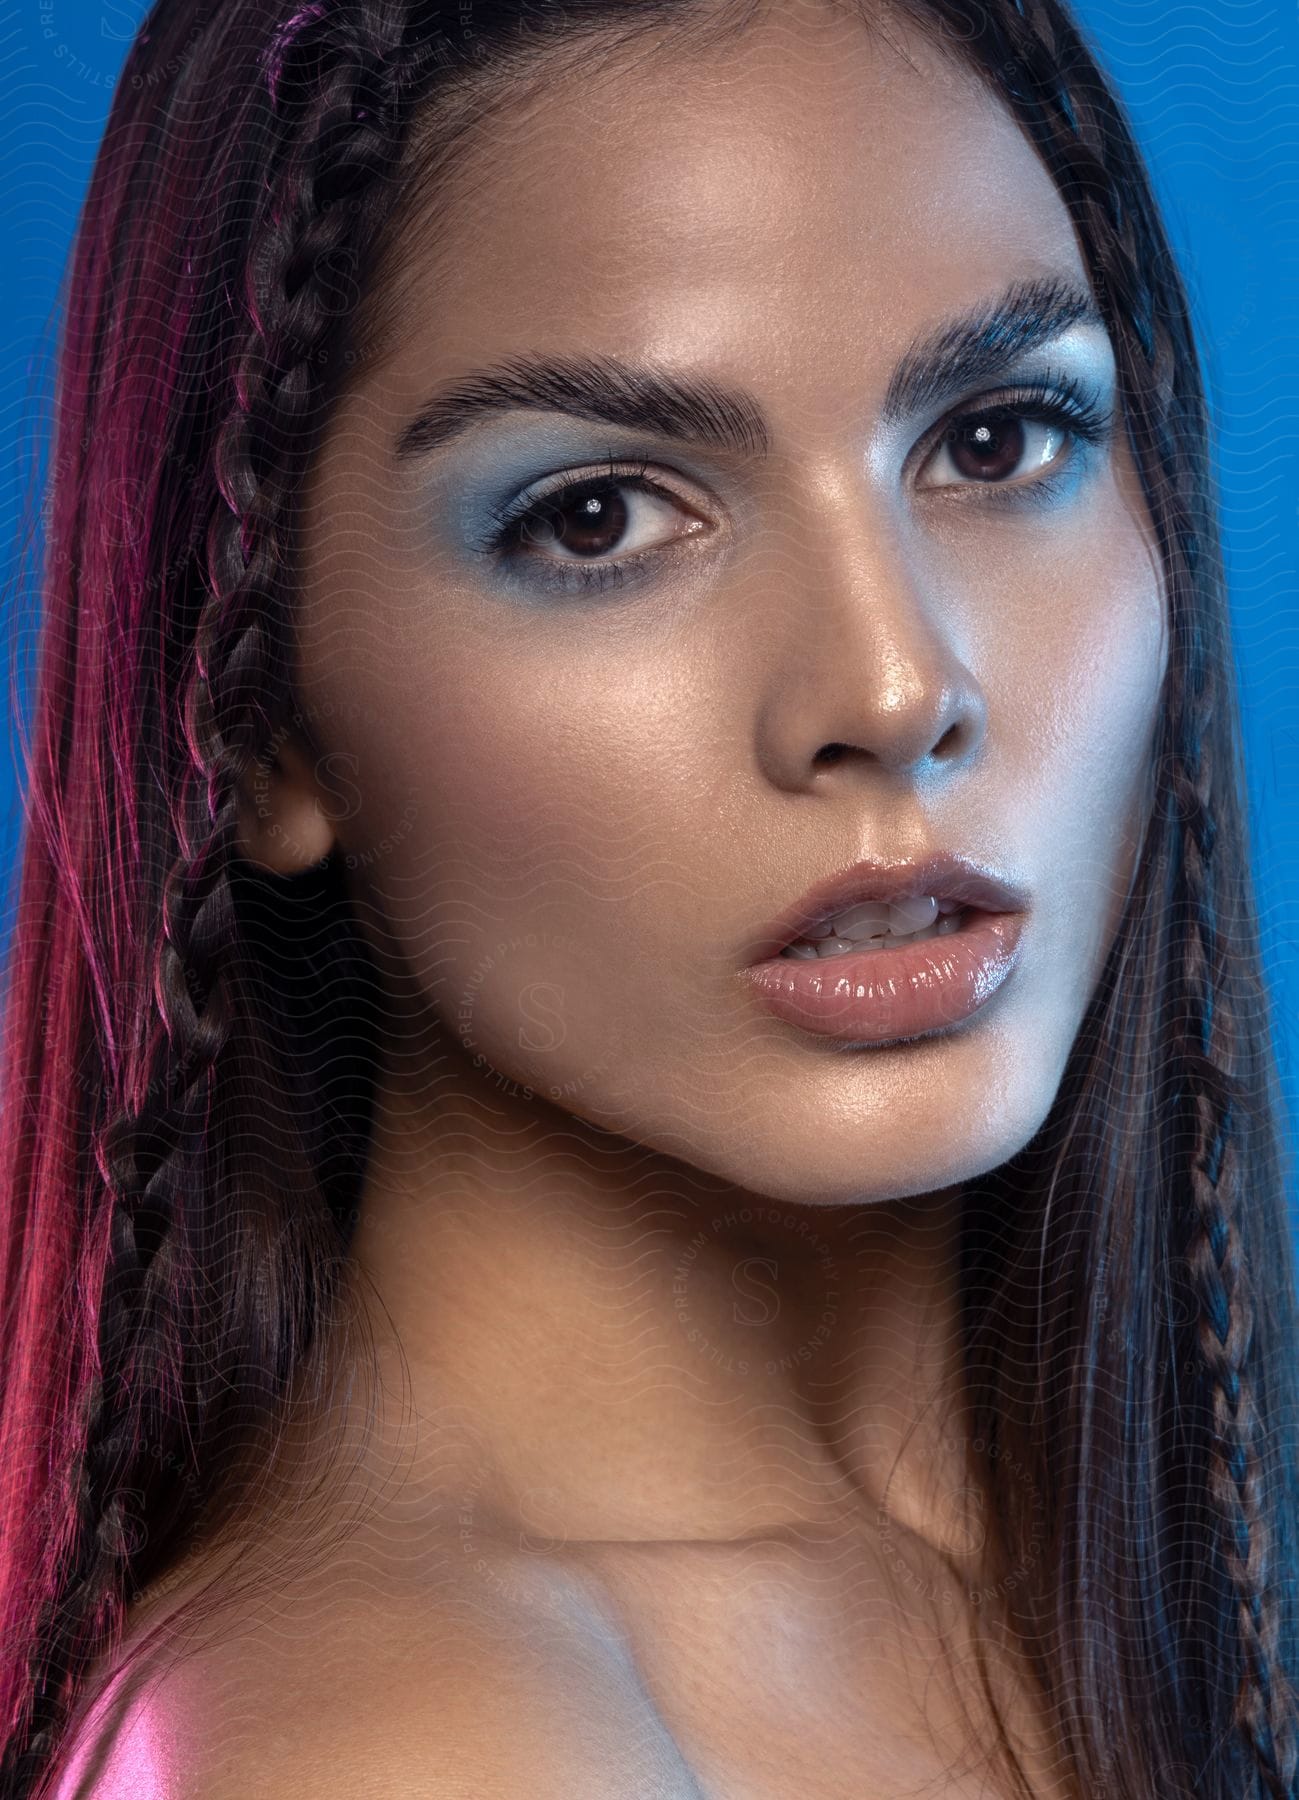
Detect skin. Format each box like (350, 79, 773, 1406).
(126, 0, 1170, 1792)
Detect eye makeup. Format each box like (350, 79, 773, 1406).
(418, 356, 1117, 602)
(912, 366, 1115, 509)
(419, 423, 726, 601)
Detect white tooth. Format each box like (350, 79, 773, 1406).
(888, 894, 940, 932)
(857, 925, 928, 951)
(936, 898, 962, 916)
(831, 901, 893, 940)
(781, 941, 820, 959)
(804, 918, 836, 940)
(803, 919, 952, 958)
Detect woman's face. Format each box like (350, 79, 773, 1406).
(282, 0, 1167, 1206)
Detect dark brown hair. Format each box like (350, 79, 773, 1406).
(1, 0, 1296, 1794)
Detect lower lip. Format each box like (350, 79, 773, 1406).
(740, 909, 1025, 1045)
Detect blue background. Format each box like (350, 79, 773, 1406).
(2, 0, 1296, 1206)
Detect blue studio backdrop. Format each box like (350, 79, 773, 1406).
(2, 0, 1297, 1210)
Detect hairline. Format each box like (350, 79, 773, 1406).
(343, 0, 955, 390)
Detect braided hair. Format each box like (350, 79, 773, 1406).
(1, 2, 426, 1788)
(1173, 638, 1299, 1800)
(922, 2, 1299, 1794)
(1, 0, 1296, 1796)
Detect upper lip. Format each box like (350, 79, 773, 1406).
(747, 851, 1030, 962)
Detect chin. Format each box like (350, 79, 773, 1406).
(561, 1038, 1064, 1210)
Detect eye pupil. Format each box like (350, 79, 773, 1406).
(522, 481, 630, 556)
(946, 409, 1026, 482)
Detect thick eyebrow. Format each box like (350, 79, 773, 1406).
(394, 350, 767, 462)
(391, 273, 1106, 464)
(881, 272, 1106, 428)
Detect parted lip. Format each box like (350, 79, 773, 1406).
(746, 851, 1030, 964)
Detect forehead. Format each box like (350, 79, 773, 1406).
(370, 3, 1084, 403)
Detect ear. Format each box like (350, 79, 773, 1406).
(233, 725, 337, 875)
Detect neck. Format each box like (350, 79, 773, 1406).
(329, 1020, 975, 1565)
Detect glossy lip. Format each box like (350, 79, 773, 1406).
(743, 851, 1030, 965)
(740, 907, 1026, 1045)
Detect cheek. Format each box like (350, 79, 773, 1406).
(369, 632, 692, 896)
(1006, 497, 1166, 953)
(303, 613, 709, 1077)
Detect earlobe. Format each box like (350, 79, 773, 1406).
(233, 729, 337, 875)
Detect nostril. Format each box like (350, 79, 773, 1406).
(934, 721, 965, 758)
(814, 743, 847, 767)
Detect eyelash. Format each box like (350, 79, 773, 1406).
(480, 373, 1115, 597)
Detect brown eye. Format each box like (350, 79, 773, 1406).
(516, 479, 633, 558)
(920, 405, 1072, 489)
(493, 470, 706, 570)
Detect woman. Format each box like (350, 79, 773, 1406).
(2, 0, 1297, 1793)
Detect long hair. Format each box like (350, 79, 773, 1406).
(1, 0, 1296, 1794)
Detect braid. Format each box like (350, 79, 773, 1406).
(1176, 743, 1299, 1799)
(1031, 2, 1299, 1783)
(902, 3, 1299, 1794)
(1001, 21, 1299, 1785)
(1, 13, 417, 1794)
(992, 9, 1299, 1791)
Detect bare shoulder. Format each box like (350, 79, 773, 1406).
(48, 1536, 703, 1800)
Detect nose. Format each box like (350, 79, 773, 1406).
(751, 483, 987, 793)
